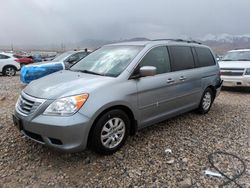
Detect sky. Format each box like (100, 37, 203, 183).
(0, 0, 250, 46)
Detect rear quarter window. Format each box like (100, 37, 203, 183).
(195, 47, 215, 67)
(168, 46, 195, 71)
(0, 54, 10, 59)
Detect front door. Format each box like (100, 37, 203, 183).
(135, 46, 173, 126)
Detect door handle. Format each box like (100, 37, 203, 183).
(167, 78, 175, 84)
(179, 76, 186, 81)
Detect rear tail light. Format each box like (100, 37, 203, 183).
(218, 70, 222, 76)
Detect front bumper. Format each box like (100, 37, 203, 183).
(221, 75, 250, 87)
(13, 110, 92, 152)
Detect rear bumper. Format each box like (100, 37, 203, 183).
(215, 80, 223, 97)
(221, 75, 250, 87)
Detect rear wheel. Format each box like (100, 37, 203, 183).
(197, 88, 214, 114)
(3, 66, 16, 76)
(90, 109, 130, 155)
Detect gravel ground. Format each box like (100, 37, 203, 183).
(0, 75, 250, 188)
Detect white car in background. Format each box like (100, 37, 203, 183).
(0, 52, 21, 76)
(219, 49, 250, 87)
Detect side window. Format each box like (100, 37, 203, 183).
(168, 46, 195, 71)
(0, 54, 10, 59)
(195, 47, 215, 67)
(65, 53, 78, 63)
(77, 52, 88, 60)
(140, 46, 171, 74)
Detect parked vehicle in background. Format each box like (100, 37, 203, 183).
(14, 55, 34, 65)
(13, 40, 222, 155)
(20, 50, 90, 84)
(219, 49, 250, 87)
(0, 52, 21, 76)
(51, 49, 91, 69)
(43, 55, 57, 61)
(32, 54, 43, 63)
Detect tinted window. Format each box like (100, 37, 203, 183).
(168, 46, 195, 71)
(140, 46, 171, 74)
(52, 51, 73, 62)
(195, 47, 215, 67)
(0, 54, 10, 59)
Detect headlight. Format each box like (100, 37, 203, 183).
(245, 68, 250, 75)
(43, 94, 88, 116)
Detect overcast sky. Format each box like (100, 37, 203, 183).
(0, 0, 250, 45)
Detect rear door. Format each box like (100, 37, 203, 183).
(193, 47, 219, 92)
(165, 46, 202, 112)
(0, 54, 10, 72)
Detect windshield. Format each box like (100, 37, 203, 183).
(52, 51, 74, 62)
(222, 51, 250, 61)
(70, 45, 143, 77)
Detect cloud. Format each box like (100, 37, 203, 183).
(0, 0, 250, 46)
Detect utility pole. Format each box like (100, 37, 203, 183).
(11, 43, 14, 52)
(61, 42, 66, 52)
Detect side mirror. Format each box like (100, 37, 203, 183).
(140, 66, 157, 77)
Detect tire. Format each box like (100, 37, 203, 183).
(90, 109, 130, 155)
(3, 66, 16, 76)
(197, 88, 214, 114)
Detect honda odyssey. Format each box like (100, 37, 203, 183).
(13, 39, 222, 155)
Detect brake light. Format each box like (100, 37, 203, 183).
(218, 70, 222, 76)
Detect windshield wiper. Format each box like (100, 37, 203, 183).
(71, 69, 104, 76)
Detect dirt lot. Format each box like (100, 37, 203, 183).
(0, 75, 250, 187)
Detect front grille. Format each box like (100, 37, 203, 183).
(16, 92, 45, 116)
(220, 68, 244, 76)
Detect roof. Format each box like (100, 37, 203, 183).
(0, 52, 14, 57)
(105, 39, 206, 48)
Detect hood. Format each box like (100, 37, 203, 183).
(24, 70, 114, 99)
(219, 61, 250, 69)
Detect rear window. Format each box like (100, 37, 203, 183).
(168, 46, 195, 71)
(195, 47, 215, 67)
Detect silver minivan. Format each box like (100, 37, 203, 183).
(13, 39, 222, 154)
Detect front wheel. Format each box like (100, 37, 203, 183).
(90, 109, 130, 155)
(197, 88, 214, 114)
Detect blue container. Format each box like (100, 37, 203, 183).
(20, 62, 64, 84)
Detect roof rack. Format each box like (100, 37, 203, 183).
(152, 38, 202, 45)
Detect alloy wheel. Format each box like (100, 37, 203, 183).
(5, 67, 15, 76)
(100, 117, 126, 149)
(202, 92, 212, 111)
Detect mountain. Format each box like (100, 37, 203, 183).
(201, 33, 250, 43)
(199, 34, 250, 54)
